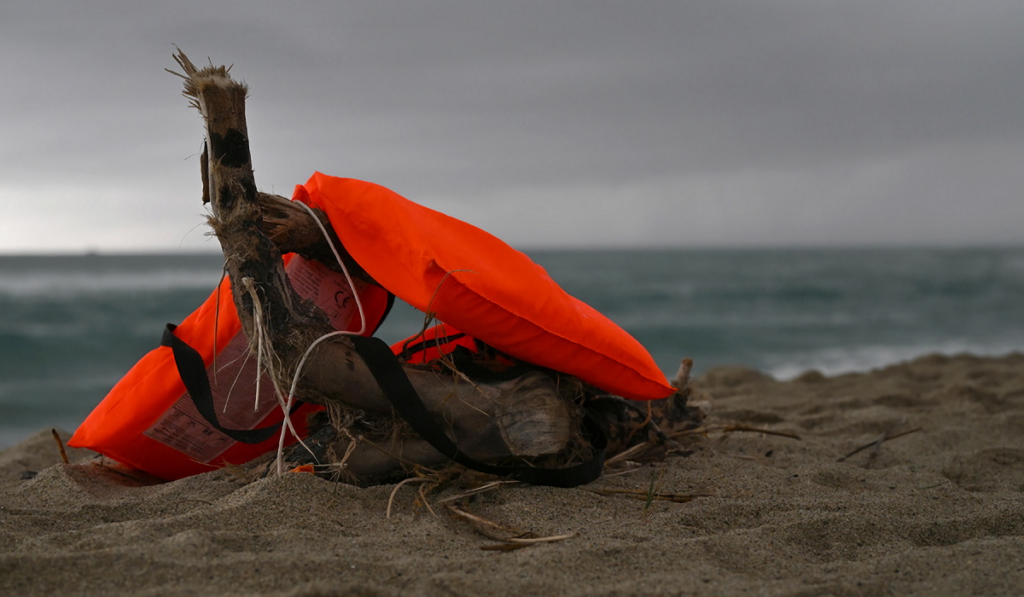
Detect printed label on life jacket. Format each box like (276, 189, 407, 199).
(286, 256, 365, 331)
(143, 256, 362, 463)
(142, 330, 281, 462)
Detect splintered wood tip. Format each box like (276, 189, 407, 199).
(166, 48, 247, 111)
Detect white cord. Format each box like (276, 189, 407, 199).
(294, 201, 368, 337)
(274, 200, 368, 473)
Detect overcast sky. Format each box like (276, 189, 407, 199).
(2, 1, 1022, 252)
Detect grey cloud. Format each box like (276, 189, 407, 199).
(2, 1, 1023, 250)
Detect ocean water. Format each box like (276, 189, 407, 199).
(2, 248, 1022, 449)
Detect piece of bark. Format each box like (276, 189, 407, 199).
(257, 192, 373, 283)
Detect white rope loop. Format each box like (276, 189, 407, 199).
(273, 200, 369, 474)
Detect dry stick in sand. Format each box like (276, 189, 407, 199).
(670, 424, 803, 441)
(417, 483, 438, 517)
(51, 429, 69, 464)
(838, 426, 922, 463)
(386, 477, 434, 518)
(444, 502, 576, 551)
(603, 442, 659, 467)
(434, 480, 521, 505)
(432, 481, 574, 551)
(585, 487, 714, 504)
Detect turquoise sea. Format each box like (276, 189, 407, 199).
(1, 248, 1022, 449)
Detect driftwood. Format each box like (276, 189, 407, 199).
(170, 50, 704, 485)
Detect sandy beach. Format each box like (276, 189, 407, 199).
(2, 352, 1022, 596)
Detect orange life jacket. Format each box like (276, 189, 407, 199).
(70, 174, 674, 481)
(300, 172, 676, 401)
(68, 253, 392, 480)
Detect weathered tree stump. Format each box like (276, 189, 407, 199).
(170, 50, 705, 485)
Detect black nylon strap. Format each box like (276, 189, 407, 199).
(396, 332, 468, 361)
(350, 334, 606, 487)
(161, 323, 285, 445)
(399, 333, 533, 382)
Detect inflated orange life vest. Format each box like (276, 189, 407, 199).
(299, 172, 676, 401)
(71, 173, 673, 481)
(68, 253, 392, 480)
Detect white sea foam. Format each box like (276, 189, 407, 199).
(765, 340, 1024, 381)
(0, 269, 221, 298)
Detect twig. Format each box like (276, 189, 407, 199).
(670, 424, 802, 441)
(445, 502, 522, 535)
(599, 466, 648, 478)
(445, 502, 575, 550)
(434, 480, 520, 505)
(93, 460, 161, 484)
(418, 483, 438, 517)
(386, 477, 433, 518)
(604, 442, 656, 467)
(597, 395, 672, 445)
(51, 429, 69, 464)
(585, 487, 713, 503)
(480, 533, 577, 551)
(506, 533, 576, 545)
(838, 426, 922, 462)
(623, 401, 654, 446)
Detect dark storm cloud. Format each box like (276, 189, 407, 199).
(2, 1, 1023, 250)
